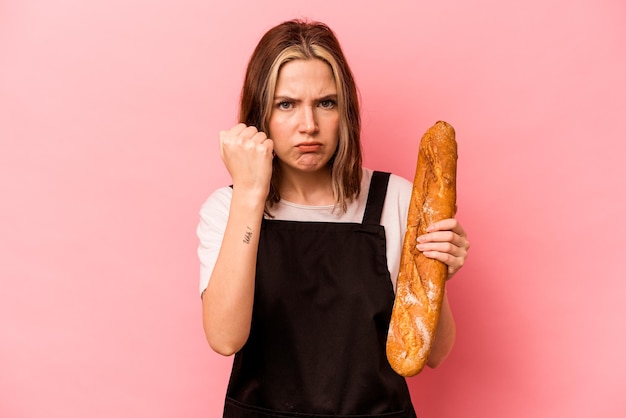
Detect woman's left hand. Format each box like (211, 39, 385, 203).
(416, 218, 470, 280)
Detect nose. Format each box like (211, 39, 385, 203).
(299, 106, 318, 134)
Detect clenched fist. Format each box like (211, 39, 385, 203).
(219, 123, 274, 198)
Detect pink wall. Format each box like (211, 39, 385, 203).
(1, 1, 625, 417)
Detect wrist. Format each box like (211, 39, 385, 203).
(230, 187, 267, 213)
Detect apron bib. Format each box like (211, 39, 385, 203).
(223, 172, 416, 418)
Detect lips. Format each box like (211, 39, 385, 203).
(296, 142, 322, 152)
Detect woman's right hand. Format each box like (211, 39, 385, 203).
(219, 123, 274, 197)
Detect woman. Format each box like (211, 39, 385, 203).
(197, 19, 470, 418)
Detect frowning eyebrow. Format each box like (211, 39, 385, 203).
(273, 94, 338, 103)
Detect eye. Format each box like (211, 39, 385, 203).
(319, 99, 336, 109)
(276, 101, 293, 110)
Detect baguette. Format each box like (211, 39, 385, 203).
(386, 120, 458, 377)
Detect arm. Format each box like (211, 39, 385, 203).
(426, 292, 456, 368)
(417, 217, 469, 368)
(201, 124, 273, 356)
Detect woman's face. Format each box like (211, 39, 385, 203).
(268, 59, 340, 174)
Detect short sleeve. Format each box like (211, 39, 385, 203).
(196, 187, 233, 296)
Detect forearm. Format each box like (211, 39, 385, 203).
(202, 189, 265, 356)
(427, 292, 456, 368)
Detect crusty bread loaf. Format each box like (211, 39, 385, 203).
(386, 121, 458, 377)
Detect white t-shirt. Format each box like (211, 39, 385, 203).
(196, 168, 412, 295)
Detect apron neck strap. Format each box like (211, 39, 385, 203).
(362, 171, 390, 225)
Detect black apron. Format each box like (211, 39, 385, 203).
(223, 171, 416, 417)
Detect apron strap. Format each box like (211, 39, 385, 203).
(362, 171, 390, 225)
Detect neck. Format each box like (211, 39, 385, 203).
(278, 167, 335, 206)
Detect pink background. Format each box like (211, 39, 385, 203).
(1, 0, 625, 417)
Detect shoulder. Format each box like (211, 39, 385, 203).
(361, 168, 411, 203)
(385, 173, 411, 216)
(198, 186, 233, 232)
(200, 187, 232, 215)
(370, 169, 412, 202)
(382, 173, 411, 222)
(387, 172, 412, 197)
(363, 168, 410, 190)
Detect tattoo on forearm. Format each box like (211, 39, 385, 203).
(243, 227, 253, 244)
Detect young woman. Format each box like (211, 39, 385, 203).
(197, 19, 470, 418)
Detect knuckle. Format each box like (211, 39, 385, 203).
(230, 123, 246, 135)
(244, 126, 258, 137)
